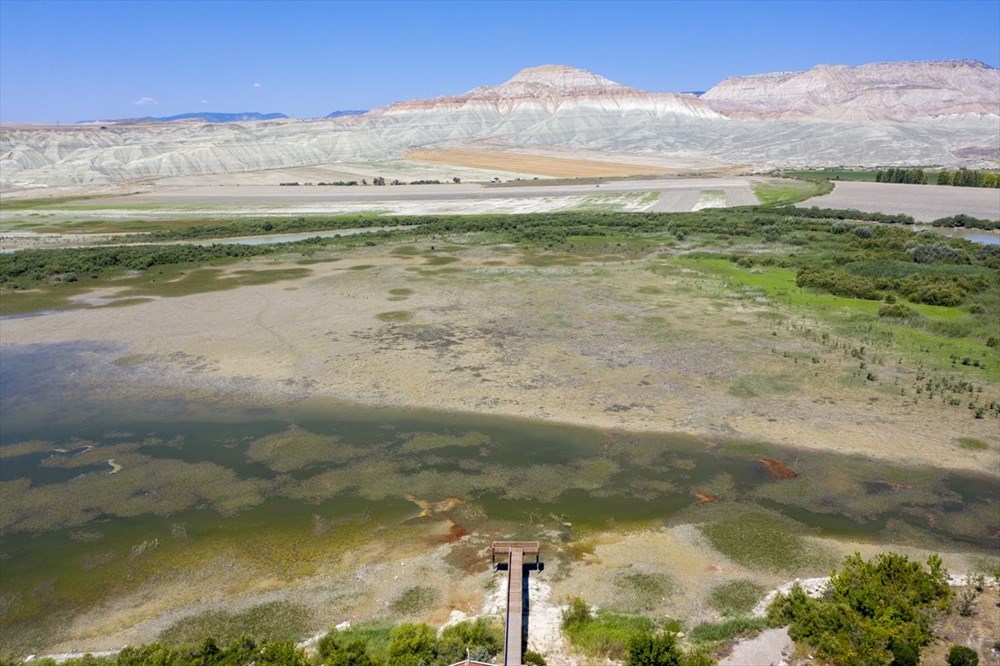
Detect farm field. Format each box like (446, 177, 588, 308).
(800, 180, 1000, 222)
(0, 178, 765, 235)
(405, 149, 673, 177)
(781, 169, 883, 182)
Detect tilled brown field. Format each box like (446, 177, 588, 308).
(405, 149, 672, 177)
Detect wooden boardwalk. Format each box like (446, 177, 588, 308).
(492, 542, 540, 666)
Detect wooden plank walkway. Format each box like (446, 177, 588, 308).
(492, 541, 539, 666)
(504, 548, 524, 666)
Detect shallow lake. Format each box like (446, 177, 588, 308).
(1, 342, 997, 642)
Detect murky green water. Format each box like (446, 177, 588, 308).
(1, 342, 997, 646)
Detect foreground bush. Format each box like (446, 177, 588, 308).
(768, 552, 951, 666)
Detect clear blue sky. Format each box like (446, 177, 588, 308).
(1, 0, 998, 123)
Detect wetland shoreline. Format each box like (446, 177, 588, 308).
(2, 212, 997, 657)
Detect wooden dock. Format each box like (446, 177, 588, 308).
(492, 542, 540, 666)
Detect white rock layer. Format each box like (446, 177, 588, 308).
(2, 62, 998, 190)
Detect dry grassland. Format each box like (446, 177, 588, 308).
(405, 149, 671, 177)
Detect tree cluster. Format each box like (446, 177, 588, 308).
(937, 169, 1000, 188)
(875, 168, 928, 184)
(0, 244, 277, 289)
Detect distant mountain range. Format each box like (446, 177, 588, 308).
(77, 112, 290, 124)
(325, 110, 367, 119)
(77, 110, 369, 124)
(6, 59, 998, 190)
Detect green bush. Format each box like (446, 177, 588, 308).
(946, 645, 979, 666)
(436, 618, 503, 665)
(561, 597, 592, 629)
(522, 650, 547, 665)
(626, 631, 682, 665)
(889, 638, 920, 666)
(878, 303, 916, 318)
(386, 623, 437, 666)
(768, 553, 951, 666)
(318, 633, 375, 666)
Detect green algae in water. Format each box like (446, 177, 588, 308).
(158, 601, 313, 645)
(1, 343, 998, 651)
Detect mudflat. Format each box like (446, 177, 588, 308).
(3, 242, 995, 472)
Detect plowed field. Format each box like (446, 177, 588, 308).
(405, 149, 670, 177)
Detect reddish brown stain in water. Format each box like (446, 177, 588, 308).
(760, 458, 799, 479)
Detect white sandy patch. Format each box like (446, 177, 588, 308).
(718, 626, 793, 666)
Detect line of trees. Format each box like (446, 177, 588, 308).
(875, 168, 928, 184)
(938, 169, 1000, 188)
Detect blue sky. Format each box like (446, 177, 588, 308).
(1, 0, 998, 123)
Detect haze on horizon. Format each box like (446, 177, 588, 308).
(1, 0, 999, 125)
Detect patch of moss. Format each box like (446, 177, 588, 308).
(424, 256, 460, 266)
(389, 586, 437, 615)
(957, 437, 989, 450)
(699, 509, 812, 572)
(158, 601, 312, 645)
(708, 580, 766, 617)
(399, 431, 492, 453)
(246, 425, 358, 472)
(608, 570, 675, 612)
(728, 374, 798, 398)
(376, 310, 415, 323)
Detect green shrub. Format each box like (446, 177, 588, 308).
(319, 638, 373, 666)
(688, 617, 769, 643)
(436, 618, 503, 665)
(561, 598, 654, 660)
(626, 631, 682, 665)
(386, 623, 437, 666)
(878, 303, 915, 318)
(889, 638, 920, 666)
(561, 597, 592, 629)
(768, 552, 951, 666)
(946, 645, 979, 666)
(522, 650, 547, 665)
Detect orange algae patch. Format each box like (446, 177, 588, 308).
(760, 458, 799, 479)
